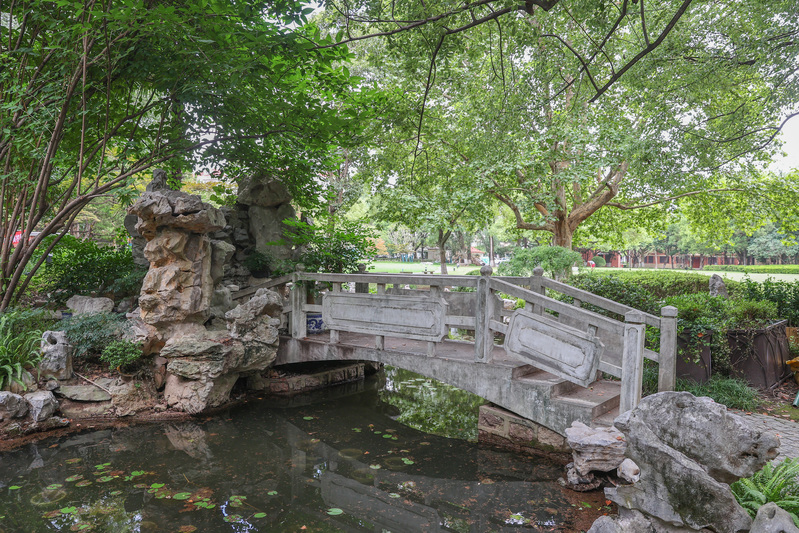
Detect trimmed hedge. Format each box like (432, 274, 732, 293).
(704, 264, 799, 274)
(569, 270, 741, 301)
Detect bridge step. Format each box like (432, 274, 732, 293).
(593, 406, 621, 428)
(512, 369, 582, 398)
(553, 379, 621, 420)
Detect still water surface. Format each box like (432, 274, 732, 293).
(0, 370, 582, 532)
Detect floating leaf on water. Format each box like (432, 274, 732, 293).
(327, 508, 344, 516)
(309, 438, 320, 444)
(97, 476, 114, 483)
(374, 431, 381, 434)
(223, 514, 242, 523)
(42, 510, 61, 518)
(60, 506, 77, 515)
(65, 458, 82, 464)
(134, 483, 148, 489)
(267, 491, 278, 496)
(45, 484, 63, 490)
(178, 526, 197, 533)
(382, 434, 392, 439)
(369, 464, 381, 470)
(352, 428, 361, 432)
(302, 416, 314, 421)
(75, 481, 93, 487)
(150, 483, 165, 489)
(94, 463, 110, 470)
(419, 442, 430, 446)
(65, 475, 83, 483)
(70, 523, 92, 531)
(401, 458, 415, 465)
(389, 493, 401, 499)
(8, 486, 21, 490)
(173, 492, 192, 501)
(253, 512, 267, 518)
(109, 491, 122, 496)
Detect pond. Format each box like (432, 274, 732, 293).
(0, 369, 602, 532)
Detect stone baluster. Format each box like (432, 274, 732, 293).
(620, 310, 646, 413)
(475, 265, 495, 363)
(291, 263, 307, 339)
(658, 306, 678, 392)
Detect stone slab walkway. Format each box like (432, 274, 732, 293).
(736, 411, 799, 461)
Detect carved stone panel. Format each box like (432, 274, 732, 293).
(506, 309, 604, 387)
(322, 293, 447, 342)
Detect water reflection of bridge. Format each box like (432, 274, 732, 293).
(241, 266, 678, 435)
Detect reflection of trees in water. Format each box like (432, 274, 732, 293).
(380, 366, 487, 441)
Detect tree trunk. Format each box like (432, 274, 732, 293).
(438, 228, 451, 275)
(552, 219, 574, 249)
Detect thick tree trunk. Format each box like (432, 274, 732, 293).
(552, 218, 574, 249)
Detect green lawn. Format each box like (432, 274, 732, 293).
(368, 261, 478, 274)
(601, 267, 799, 283)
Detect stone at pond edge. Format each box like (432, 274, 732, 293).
(23, 391, 58, 422)
(562, 462, 601, 492)
(751, 503, 799, 533)
(617, 458, 640, 484)
(0, 391, 29, 420)
(56, 385, 112, 402)
(565, 421, 626, 476)
(588, 508, 709, 533)
(39, 330, 73, 380)
(607, 391, 777, 532)
(7, 370, 37, 395)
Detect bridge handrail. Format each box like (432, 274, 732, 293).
(251, 263, 676, 414)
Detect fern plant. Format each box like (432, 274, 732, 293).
(731, 458, 799, 526)
(0, 313, 43, 391)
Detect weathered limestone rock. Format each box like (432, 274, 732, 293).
(56, 385, 112, 402)
(94, 377, 158, 417)
(24, 391, 58, 422)
(225, 288, 282, 344)
(39, 331, 73, 380)
(563, 462, 601, 491)
(617, 458, 641, 484)
(709, 274, 729, 298)
(607, 392, 778, 532)
(164, 373, 239, 414)
(66, 295, 114, 315)
(249, 203, 297, 259)
(124, 213, 148, 268)
(566, 421, 626, 476)
(8, 370, 37, 394)
(588, 509, 708, 533)
(0, 391, 29, 420)
(751, 503, 799, 533)
(237, 174, 292, 207)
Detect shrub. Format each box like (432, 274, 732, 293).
(59, 312, 129, 359)
(705, 264, 799, 275)
(732, 458, 799, 527)
(498, 246, 581, 279)
(592, 256, 606, 267)
(101, 340, 143, 370)
(0, 312, 43, 391)
(243, 250, 274, 277)
(567, 273, 661, 316)
(32, 235, 143, 302)
(679, 376, 760, 411)
(575, 270, 740, 300)
(736, 277, 799, 327)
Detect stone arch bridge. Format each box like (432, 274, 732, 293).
(235, 267, 678, 436)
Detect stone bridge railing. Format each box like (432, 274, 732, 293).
(237, 265, 678, 413)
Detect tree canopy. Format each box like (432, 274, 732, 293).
(0, 0, 376, 309)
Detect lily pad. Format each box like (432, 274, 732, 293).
(302, 416, 314, 421)
(369, 464, 381, 470)
(327, 508, 344, 516)
(267, 490, 278, 496)
(65, 458, 82, 464)
(45, 484, 63, 490)
(75, 481, 93, 487)
(253, 512, 267, 518)
(173, 492, 192, 500)
(60, 506, 77, 515)
(65, 475, 84, 483)
(223, 514, 242, 523)
(8, 486, 21, 490)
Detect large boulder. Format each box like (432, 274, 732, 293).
(24, 391, 58, 422)
(605, 392, 779, 532)
(66, 295, 114, 315)
(0, 391, 29, 420)
(39, 330, 73, 380)
(237, 175, 292, 207)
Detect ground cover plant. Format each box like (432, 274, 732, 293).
(0, 311, 43, 391)
(59, 312, 130, 361)
(705, 265, 799, 275)
(732, 458, 799, 527)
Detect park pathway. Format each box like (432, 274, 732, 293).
(736, 411, 799, 461)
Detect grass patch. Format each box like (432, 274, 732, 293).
(642, 361, 760, 411)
